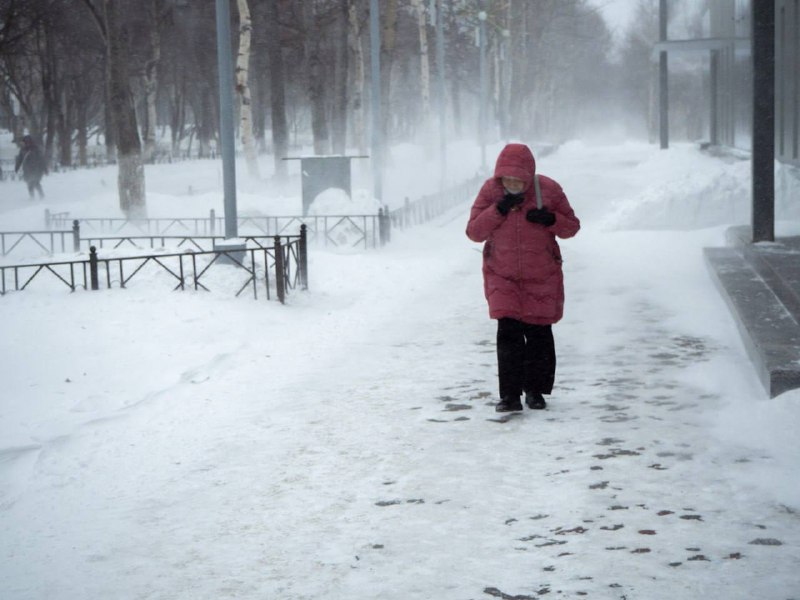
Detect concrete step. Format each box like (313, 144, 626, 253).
(741, 243, 800, 322)
(704, 246, 800, 397)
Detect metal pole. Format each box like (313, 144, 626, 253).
(299, 224, 308, 290)
(500, 27, 510, 140)
(369, 0, 383, 201)
(215, 0, 238, 239)
(435, 0, 447, 189)
(89, 246, 99, 290)
(274, 235, 285, 304)
(710, 50, 719, 146)
(659, 0, 669, 149)
(751, 0, 775, 243)
(478, 6, 487, 171)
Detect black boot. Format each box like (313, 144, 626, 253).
(496, 396, 523, 412)
(525, 392, 547, 410)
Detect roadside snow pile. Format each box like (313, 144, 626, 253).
(600, 144, 752, 230)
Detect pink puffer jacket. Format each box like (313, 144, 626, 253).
(466, 143, 580, 324)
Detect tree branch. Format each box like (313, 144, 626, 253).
(79, 0, 107, 40)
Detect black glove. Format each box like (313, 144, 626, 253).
(496, 192, 524, 216)
(526, 208, 556, 226)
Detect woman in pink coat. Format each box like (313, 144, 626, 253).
(466, 143, 580, 412)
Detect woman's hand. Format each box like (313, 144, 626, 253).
(497, 192, 524, 216)
(526, 208, 556, 226)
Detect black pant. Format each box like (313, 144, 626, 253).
(497, 317, 556, 399)
(26, 179, 44, 199)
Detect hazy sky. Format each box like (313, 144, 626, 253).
(587, 0, 637, 37)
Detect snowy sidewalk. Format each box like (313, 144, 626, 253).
(2, 142, 799, 599)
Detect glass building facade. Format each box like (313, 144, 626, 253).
(776, 0, 800, 166)
(658, 0, 799, 167)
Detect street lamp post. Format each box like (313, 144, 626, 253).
(215, 0, 237, 239)
(478, 7, 487, 172)
(498, 27, 509, 139)
(434, 0, 447, 189)
(659, 0, 669, 150)
(369, 0, 383, 202)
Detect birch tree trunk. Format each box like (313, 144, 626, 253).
(411, 0, 431, 136)
(236, 0, 260, 178)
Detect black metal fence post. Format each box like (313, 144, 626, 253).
(89, 246, 99, 290)
(72, 220, 81, 252)
(299, 224, 309, 290)
(274, 235, 285, 304)
(378, 208, 392, 246)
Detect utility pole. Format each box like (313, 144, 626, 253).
(215, 0, 238, 238)
(369, 0, 383, 201)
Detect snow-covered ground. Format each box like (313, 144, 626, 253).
(1, 139, 799, 599)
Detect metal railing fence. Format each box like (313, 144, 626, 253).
(46, 210, 381, 249)
(387, 175, 484, 233)
(0, 229, 307, 303)
(80, 234, 281, 252)
(8, 175, 480, 262)
(0, 228, 78, 257)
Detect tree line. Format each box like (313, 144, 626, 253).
(1, 0, 694, 215)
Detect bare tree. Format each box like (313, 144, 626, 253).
(142, 0, 163, 162)
(0, 0, 48, 140)
(379, 0, 398, 144)
(304, 0, 329, 154)
(82, 0, 146, 217)
(264, 0, 288, 178)
(330, 0, 349, 154)
(2, 0, 627, 188)
(348, 0, 367, 154)
(619, 0, 660, 141)
(411, 0, 432, 133)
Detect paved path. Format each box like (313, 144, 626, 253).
(3, 149, 799, 600)
(314, 216, 800, 599)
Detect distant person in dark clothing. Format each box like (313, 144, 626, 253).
(14, 135, 47, 199)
